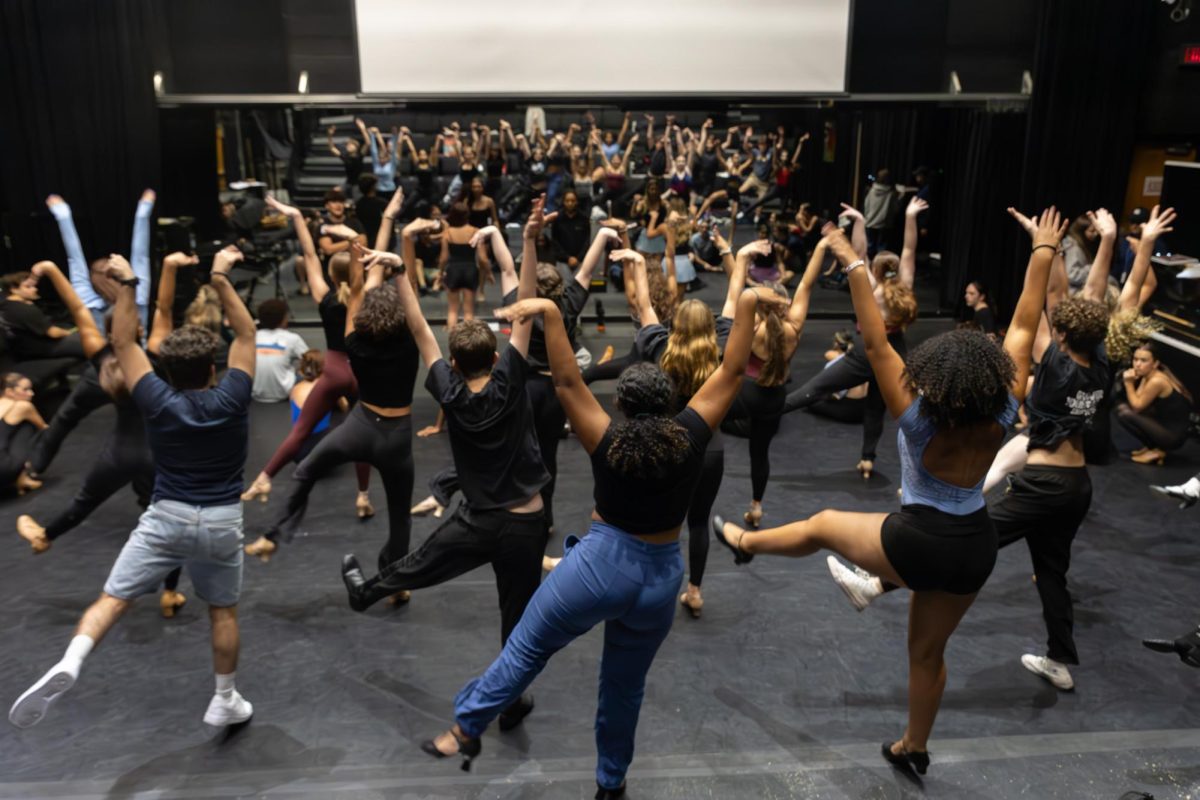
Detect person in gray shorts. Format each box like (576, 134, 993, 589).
(9, 246, 258, 730)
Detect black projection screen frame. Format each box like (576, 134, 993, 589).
(350, 0, 855, 101)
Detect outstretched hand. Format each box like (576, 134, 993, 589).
(266, 194, 301, 218)
(839, 202, 864, 222)
(163, 251, 200, 269)
(523, 195, 558, 239)
(1031, 206, 1068, 250)
(747, 287, 789, 310)
(469, 225, 498, 247)
(30, 260, 59, 278)
(824, 229, 859, 265)
(738, 239, 772, 259)
(384, 187, 404, 218)
(324, 223, 360, 241)
(211, 245, 244, 277)
(1087, 208, 1117, 240)
(1141, 204, 1177, 243)
(354, 243, 402, 270)
(906, 197, 929, 218)
(496, 297, 555, 324)
(105, 254, 135, 282)
(1006, 207, 1038, 239)
(403, 218, 441, 239)
(609, 248, 645, 266)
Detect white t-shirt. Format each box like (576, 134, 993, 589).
(252, 328, 308, 402)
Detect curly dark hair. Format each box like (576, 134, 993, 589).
(353, 284, 405, 340)
(1051, 296, 1108, 354)
(448, 319, 497, 379)
(607, 363, 690, 479)
(903, 328, 1015, 428)
(158, 325, 220, 390)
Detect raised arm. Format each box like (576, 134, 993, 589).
(689, 288, 781, 430)
(103, 256, 154, 390)
(612, 248, 657, 327)
(130, 190, 155, 314)
(518, 195, 556, 300)
(375, 188, 405, 252)
(361, 244, 440, 369)
(616, 111, 631, 148)
(327, 126, 342, 157)
(1120, 204, 1175, 312)
(790, 132, 809, 168)
(45, 195, 103, 311)
(1004, 207, 1067, 402)
(1079, 208, 1117, 304)
(722, 240, 767, 318)
(146, 251, 199, 355)
(786, 229, 833, 332)
(266, 195, 329, 303)
(31, 261, 106, 357)
(899, 197, 927, 289)
(354, 118, 370, 150)
(831, 231, 913, 417)
(497, 298, 609, 452)
(621, 134, 639, 173)
(840, 202, 868, 264)
(209, 247, 255, 376)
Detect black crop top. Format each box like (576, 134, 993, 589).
(590, 407, 712, 535)
(446, 241, 477, 269)
(1026, 342, 1110, 451)
(319, 293, 348, 352)
(344, 327, 420, 407)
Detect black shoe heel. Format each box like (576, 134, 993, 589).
(498, 694, 535, 732)
(421, 728, 481, 771)
(882, 741, 929, 775)
(712, 515, 752, 565)
(595, 782, 626, 799)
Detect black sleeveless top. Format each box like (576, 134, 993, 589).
(319, 293, 348, 353)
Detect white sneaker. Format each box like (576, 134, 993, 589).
(1021, 654, 1074, 690)
(827, 556, 883, 612)
(9, 662, 77, 728)
(203, 690, 253, 726)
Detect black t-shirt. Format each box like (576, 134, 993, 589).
(425, 347, 550, 509)
(591, 407, 712, 535)
(414, 164, 435, 196)
(502, 280, 589, 371)
(550, 212, 590, 263)
(972, 306, 997, 335)
(345, 328, 420, 407)
(1026, 341, 1111, 451)
(1, 299, 55, 358)
(356, 196, 387, 242)
(340, 151, 364, 184)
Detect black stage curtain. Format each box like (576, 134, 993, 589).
(0, 0, 161, 273)
(941, 109, 1029, 319)
(1019, 0, 1153, 218)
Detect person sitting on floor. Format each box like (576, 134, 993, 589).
(251, 299, 307, 403)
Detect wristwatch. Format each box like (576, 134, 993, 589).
(116, 276, 139, 288)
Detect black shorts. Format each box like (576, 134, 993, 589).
(881, 504, 997, 595)
(443, 260, 478, 291)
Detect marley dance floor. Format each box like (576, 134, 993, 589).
(2, 319, 1199, 800)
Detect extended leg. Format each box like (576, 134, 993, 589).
(27, 366, 111, 475)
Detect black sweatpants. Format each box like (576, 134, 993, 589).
(267, 404, 414, 570)
(991, 465, 1092, 665)
(45, 422, 154, 541)
(685, 448, 725, 586)
(361, 505, 547, 644)
(29, 364, 112, 475)
(526, 373, 565, 530)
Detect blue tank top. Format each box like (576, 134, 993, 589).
(897, 394, 1018, 515)
(290, 400, 331, 435)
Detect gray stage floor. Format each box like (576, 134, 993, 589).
(2, 320, 1198, 799)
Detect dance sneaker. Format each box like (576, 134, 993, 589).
(1021, 654, 1074, 690)
(203, 690, 253, 726)
(1149, 480, 1199, 509)
(9, 661, 77, 728)
(827, 556, 883, 612)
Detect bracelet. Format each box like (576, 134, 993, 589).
(1031, 243, 1057, 255)
(116, 276, 139, 288)
(843, 259, 865, 274)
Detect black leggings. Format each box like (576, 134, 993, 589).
(266, 404, 414, 570)
(582, 345, 639, 384)
(686, 448, 725, 586)
(1115, 403, 1189, 451)
(783, 332, 907, 461)
(358, 505, 547, 644)
(526, 373, 565, 530)
(723, 380, 785, 502)
(29, 364, 112, 475)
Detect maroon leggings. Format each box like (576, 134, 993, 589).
(262, 350, 370, 489)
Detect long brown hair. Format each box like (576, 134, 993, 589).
(660, 300, 719, 399)
(757, 283, 790, 387)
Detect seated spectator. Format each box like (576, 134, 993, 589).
(355, 174, 387, 246)
(0, 371, 47, 494)
(1, 271, 85, 360)
(963, 280, 998, 336)
(251, 299, 307, 402)
(1116, 342, 1194, 464)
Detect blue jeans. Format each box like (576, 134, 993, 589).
(454, 521, 684, 790)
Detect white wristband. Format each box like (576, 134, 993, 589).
(843, 259, 866, 274)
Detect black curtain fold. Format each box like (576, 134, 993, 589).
(0, 0, 161, 273)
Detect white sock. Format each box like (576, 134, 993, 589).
(61, 635, 94, 676)
(215, 672, 236, 697)
(1182, 477, 1200, 497)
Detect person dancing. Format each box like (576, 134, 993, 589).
(713, 210, 1065, 775)
(241, 194, 376, 548)
(9, 246, 258, 729)
(417, 269, 779, 799)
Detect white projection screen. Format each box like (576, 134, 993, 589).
(355, 0, 851, 96)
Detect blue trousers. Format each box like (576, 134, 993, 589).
(454, 521, 683, 790)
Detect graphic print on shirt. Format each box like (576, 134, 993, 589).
(1066, 389, 1104, 418)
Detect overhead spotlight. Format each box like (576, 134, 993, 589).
(297, 70, 310, 94)
(153, 71, 164, 97)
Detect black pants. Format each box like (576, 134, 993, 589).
(360, 505, 547, 644)
(29, 364, 112, 475)
(1115, 403, 1189, 451)
(783, 331, 907, 461)
(991, 465, 1092, 665)
(685, 448, 725, 586)
(18, 331, 86, 361)
(267, 404, 414, 570)
(808, 396, 866, 424)
(582, 346, 639, 385)
(45, 426, 154, 540)
(723, 380, 785, 502)
(527, 373, 564, 530)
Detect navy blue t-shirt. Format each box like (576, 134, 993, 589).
(132, 368, 252, 506)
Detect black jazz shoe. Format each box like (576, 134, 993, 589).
(341, 555, 372, 613)
(421, 728, 482, 772)
(712, 515, 753, 565)
(498, 694, 535, 731)
(882, 741, 930, 775)
(594, 782, 626, 799)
